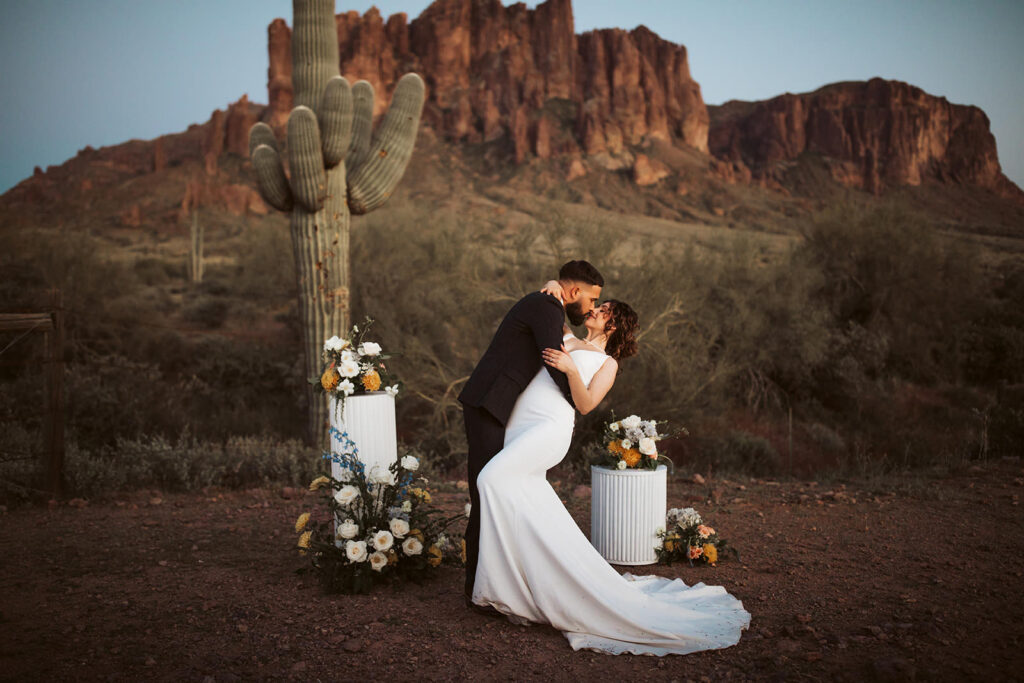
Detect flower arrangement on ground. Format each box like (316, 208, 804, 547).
(655, 507, 737, 567)
(312, 317, 400, 414)
(295, 441, 468, 594)
(594, 413, 682, 471)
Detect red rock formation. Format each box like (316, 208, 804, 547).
(152, 138, 166, 173)
(632, 153, 669, 186)
(709, 78, 1021, 198)
(262, 0, 708, 158)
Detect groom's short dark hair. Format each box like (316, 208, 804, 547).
(559, 260, 604, 287)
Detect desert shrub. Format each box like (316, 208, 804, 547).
(694, 430, 781, 476)
(795, 201, 985, 385)
(62, 433, 312, 498)
(182, 295, 229, 328)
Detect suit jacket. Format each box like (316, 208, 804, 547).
(458, 291, 575, 425)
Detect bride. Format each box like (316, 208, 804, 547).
(471, 289, 751, 656)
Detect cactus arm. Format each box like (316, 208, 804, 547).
(347, 73, 425, 215)
(320, 76, 354, 168)
(248, 122, 280, 157)
(347, 80, 375, 171)
(252, 144, 294, 211)
(292, 0, 340, 112)
(287, 106, 328, 212)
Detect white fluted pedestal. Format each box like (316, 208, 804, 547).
(590, 465, 667, 566)
(328, 393, 398, 476)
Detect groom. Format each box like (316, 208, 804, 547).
(458, 260, 605, 607)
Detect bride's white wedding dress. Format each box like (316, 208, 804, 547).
(472, 344, 751, 656)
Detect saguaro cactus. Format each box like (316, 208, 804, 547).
(248, 0, 425, 445)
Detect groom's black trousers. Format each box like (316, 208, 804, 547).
(462, 403, 505, 597)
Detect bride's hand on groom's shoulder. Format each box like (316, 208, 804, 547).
(542, 345, 577, 375)
(540, 280, 564, 302)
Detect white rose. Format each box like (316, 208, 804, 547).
(338, 379, 355, 396)
(323, 335, 344, 352)
(464, 502, 472, 517)
(616, 459, 627, 470)
(639, 437, 657, 456)
(400, 500, 412, 513)
(338, 359, 360, 378)
(358, 341, 382, 357)
(609, 422, 620, 432)
(333, 485, 359, 507)
(401, 455, 419, 471)
(369, 551, 388, 572)
(389, 518, 409, 538)
(621, 415, 642, 430)
(345, 540, 368, 563)
(621, 439, 632, 450)
(337, 518, 359, 540)
(401, 536, 423, 556)
(372, 529, 394, 552)
(368, 464, 395, 486)
(385, 384, 399, 397)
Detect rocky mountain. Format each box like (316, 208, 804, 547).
(265, 0, 708, 163)
(708, 79, 1022, 200)
(4, 0, 1021, 238)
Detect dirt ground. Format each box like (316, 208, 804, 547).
(1, 459, 1022, 682)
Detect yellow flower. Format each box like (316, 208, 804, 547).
(663, 534, 680, 552)
(308, 476, 330, 491)
(409, 488, 432, 504)
(702, 543, 718, 565)
(320, 365, 341, 391)
(607, 440, 623, 456)
(460, 538, 467, 565)
(298, 530, 312, 550)
(427, 545, 443, 567)
(361, 370, 382, 392)
(387, 549, 398, 565)
(294, 512, 311, 533)
(409, 528, 424, 542)
(621, 449, 641, 467)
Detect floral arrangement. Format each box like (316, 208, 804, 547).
(655, 507, 736, 567)
(294, 436, 468, 594)
(312, 317, 400, 413)
(595, 413, 681, 471)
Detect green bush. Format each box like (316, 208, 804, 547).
(695, 430, 781, 476)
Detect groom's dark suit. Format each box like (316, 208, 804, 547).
(458, 291, 575, 597)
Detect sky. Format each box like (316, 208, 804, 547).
(1, 0, 1022, 194)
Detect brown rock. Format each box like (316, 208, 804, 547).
(632, 153, 669, 186)
(120, 204, 142, 228)
(708, 78, 1022, 199)
(152, 138, 166, 173)
(264, 0, 709, 162)
(566, 158, 587, 181)
(202, 109, 224, 176)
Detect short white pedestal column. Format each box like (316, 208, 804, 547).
(328, 393, 398, 476)
(590, 464, 667, 566)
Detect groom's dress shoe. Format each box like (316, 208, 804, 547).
(464, 593, 502, 617)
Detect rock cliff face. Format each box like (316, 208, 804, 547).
(709, 79, 1021, 198)
(263, 0, 708, 159)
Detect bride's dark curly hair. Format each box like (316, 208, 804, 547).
(602, 299, 639, 362)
